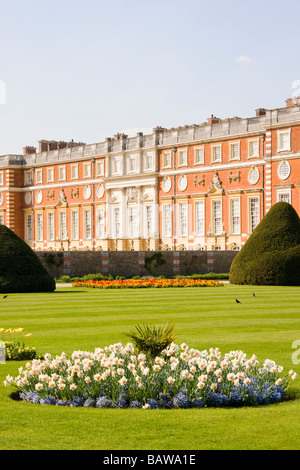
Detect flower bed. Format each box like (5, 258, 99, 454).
(0, 328, 38, 361)
(72, 278, 223, 289)
(4, 343, 297, 409)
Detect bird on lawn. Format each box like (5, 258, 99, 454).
(235, 298, 241, 304)
(252, 292, 256, 297)
(3, 295, 7, 299)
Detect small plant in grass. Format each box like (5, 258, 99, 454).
(125, 323, 179, 363)
(0, 328, 40, 361)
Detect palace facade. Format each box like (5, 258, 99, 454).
(1, 97, 300, 252)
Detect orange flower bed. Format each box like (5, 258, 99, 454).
(72, 278, 223, 289)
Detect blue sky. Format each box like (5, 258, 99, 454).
(0, 0, 300, 155)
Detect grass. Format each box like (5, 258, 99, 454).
(0, 284, 300, 450)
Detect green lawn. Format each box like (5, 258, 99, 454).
(0, 284, 299, 450)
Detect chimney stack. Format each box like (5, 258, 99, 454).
(286, 97, 300, 107)
(207, 115, 222, 125)
(256, 108, 267, 116)
(23, 146, 36, 155)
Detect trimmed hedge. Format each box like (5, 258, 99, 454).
(0, 225, 55, 293)
(55, 273, 229, 283)
(229, 202, 300, 286)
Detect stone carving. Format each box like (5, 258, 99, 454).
(229, 171, 241, 184)
(127, 187, 138, 201)
(36, 191, 43, 204)
(71, 188, 79, 199)
(47, 190, 55, 201)
(57, 188, 67, 205)
(84, 186, 91, 200)
(178, 175, 188, 192)
(194, 174, 205, 187)
(162, 177, 171, 193)
(208, 172, 223, 193)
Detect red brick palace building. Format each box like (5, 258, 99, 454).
(1, 97, 300, 252)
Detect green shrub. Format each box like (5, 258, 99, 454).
(55, 275, 71, 283)
(125, 323, 179, 363)
(229, 202, 300, 285)
(82, 273, 107, 281)
(175, 273, 229, 280)
(0, 225, 55, 293)
(4, 342, 41, 361)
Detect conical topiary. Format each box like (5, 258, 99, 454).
(229, 202, 300, 286)
(0, 224, 55, 293)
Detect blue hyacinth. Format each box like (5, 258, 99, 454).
(146, 398, 159, 409)
(56, 400, 69, 406)
(115, 399, 128, 409)
(70, 397, 84, 407)
(172, 392, 190, 409)
(83, 398, 96, 408)
(40, 395, 56, 406)
(22, 391, 40, 404)
(191, 398, 205, 408)
(96, 396, 114, 408)
(129, 400, 142, 408)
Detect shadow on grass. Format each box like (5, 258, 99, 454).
(9, 390, 297, 406)
(9, 391, 22, 401)
(53, 291, 87, 294)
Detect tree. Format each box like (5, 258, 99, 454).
(0, 224, 55, 293)
(229, 202, 300, 285)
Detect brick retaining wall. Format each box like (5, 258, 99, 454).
(37, 251, 237, 278)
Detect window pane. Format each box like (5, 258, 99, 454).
(179, 203, 188, 236)
(145, 155, 152, 169)
(195, 201, 204, 236)
(163, 204, 172, 237)
(145, 206, 153, 238)
(164, 153, 171, 167)
(231, 143, 239, 159)
(213, 146, 221, 161)
(129, 157, 136, 172)
(97, 208, 105, 238)
(60, 212, 67, 240)
(249, 140, 259, 156)
(96, 162, 104, 176)
(213, 200, 222, 235)
(85, 210, 91, 239)
(26, 215, 32, 241)
(72, 211, 79, 240)
(279, 193, 291, 204)
(231, 199, 240, 234)
(179, 151, 187, 166)
(250, 198, 259, 232)
(195, 148, 204, 164)
(48, 213, 54, 241)
(129, 206, 137, 238)
(72, 166, 78, 179)
(37, 214, 43, 241)
(279, 132, 290, 150)
(114, 208, 120, 238)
